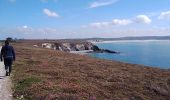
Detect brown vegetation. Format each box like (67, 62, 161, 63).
(12, 41, 170, 100)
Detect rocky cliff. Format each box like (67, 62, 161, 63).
(41, 42, 118, 54)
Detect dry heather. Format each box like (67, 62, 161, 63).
(11, 42, 170, 100)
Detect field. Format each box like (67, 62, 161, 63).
(11, 41, 170, 100)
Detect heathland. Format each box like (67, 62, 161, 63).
(11, 40, 170, 100)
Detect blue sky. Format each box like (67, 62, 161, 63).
(0, 0, 170, 39)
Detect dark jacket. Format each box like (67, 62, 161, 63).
(0, 44, 15, 61)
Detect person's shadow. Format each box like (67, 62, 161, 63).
(0, 76, 6, 79)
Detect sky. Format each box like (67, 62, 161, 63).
(0, 0, 170, 39)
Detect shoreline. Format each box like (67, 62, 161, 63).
(91, 39, 170, 44)
(70, 50, 93, 55)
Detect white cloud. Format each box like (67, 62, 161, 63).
(135, 15, 152, 24)
(16, 26, 59, 35)
(90, 22, 111, 28)
(17, 26, 34, 34)
(1, 26, 170, 39)
(86, 15, 152, 28)
(43, 8, 59, 18)
(23, 25, 28, 29)
(158, 11, 170, 19)
(112, 19, 132, 25)
(89, 0, 119, 8)
(88, 19, 132, 28)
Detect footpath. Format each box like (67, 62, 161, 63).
(0, 46, 12, 100)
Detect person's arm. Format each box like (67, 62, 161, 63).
(12, 46, 15, 61)
(0, 47, 4, 61)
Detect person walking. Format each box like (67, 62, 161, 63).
(0, 40, 15, 76)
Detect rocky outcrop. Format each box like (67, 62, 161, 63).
(41, 42, 118, 54)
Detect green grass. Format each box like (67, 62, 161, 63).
(13, 76, 41, 100)
(15, 76, 41, 91)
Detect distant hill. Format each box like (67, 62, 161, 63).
(87, 36, 170, 41)
(4, 36, 170, 42)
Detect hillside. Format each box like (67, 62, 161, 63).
(12, 41, 170, 100)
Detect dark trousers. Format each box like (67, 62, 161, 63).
(4, 58, 13, 73)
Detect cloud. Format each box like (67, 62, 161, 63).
(17, 26, 34, 34)
(1, 26, 170, 39)
(89, 0, 119, 8)
(112, 19, 132, 25)
(23, 25, 28, 29)
(158, 11, 170, 19)
(0, 26, 63, 39)
(86, 15, 152, 28)
(90, 22, 111, 28)
(16, 26, 60, 35)
(134, 15, 152, 24)
(88, 19, 131, 28)
(43, 8, 59, 18)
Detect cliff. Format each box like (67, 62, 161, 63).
(41, 42, 118, 54)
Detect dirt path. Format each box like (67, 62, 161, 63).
(0, 46, 12, 100)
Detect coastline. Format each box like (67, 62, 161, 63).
(70, 50, 93, 55)
(91, 39, 170, 44)
(12, 42, 170, 99)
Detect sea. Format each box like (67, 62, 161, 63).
(89, 40, 170, 69)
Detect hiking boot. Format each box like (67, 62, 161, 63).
(6, 71, 9, 76)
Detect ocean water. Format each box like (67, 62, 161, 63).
(89, 40, 170, 69)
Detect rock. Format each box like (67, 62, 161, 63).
(33, 45, 38, 47)
(54, 43, 61, 50)
(103, 49, 118, 53)
(42, 43, 53, 49)
(146, 82, 170, 96)
(70, 43, 78, 51)
(76, 44, 86, 51)
(41, 42, 118, 54)
(91, 45, 100, 51)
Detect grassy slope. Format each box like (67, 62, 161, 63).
(12, 42, 170, 100)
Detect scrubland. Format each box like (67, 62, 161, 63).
(12, 41, 170, 100)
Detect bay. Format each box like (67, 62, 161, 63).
(89, 40, 170, 69)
